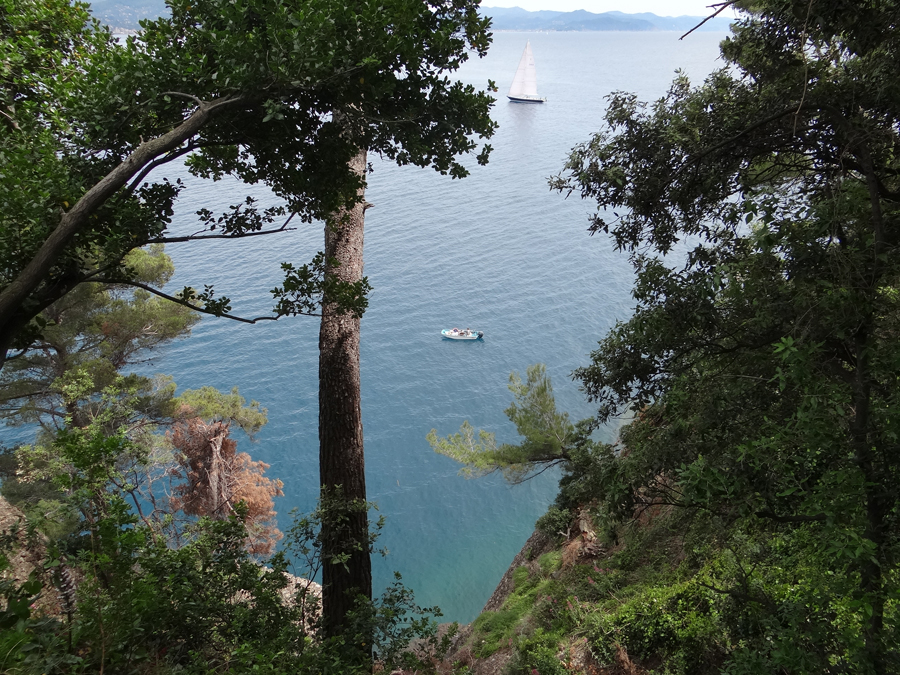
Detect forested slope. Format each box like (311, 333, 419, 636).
(433, 1, 900, 672)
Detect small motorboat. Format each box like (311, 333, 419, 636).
(441, 328, 484, 340)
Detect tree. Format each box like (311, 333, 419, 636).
(428, 364, 580, 484)
(0, 243, 286, 556)
(317, 147, 372, 636)
(0, 244, 196, 533)
(0, 0, 495, 369)
(543, 1, 900, 670)
(169, 387, 283, 555)
(0, 245, 196, 431)
(3, 0, 495, 636)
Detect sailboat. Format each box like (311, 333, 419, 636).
(507, 41, 546, 103)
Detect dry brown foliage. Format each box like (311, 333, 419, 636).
(169, 416, 284, 555)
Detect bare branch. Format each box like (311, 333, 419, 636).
(508, 457, 568, 485)
(680, 1, 738, 40)
(2, 348, 29, 362)
(161, 91, 205, 107)
(96, 279, 282, 323)
(94, 278, 320, 322)
(696, 581, 776, 610)
(1, 107, 21, 130)
(127, 144, 196, 193)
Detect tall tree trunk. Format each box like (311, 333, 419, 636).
(318, 147, 371, 639)
(850, 325, 888, 675)
(854, 154, 888, 674)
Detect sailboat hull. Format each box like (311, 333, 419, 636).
(508, 95, 546, 103)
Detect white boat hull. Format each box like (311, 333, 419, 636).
(441, 329, 484, 340)
(508, 95, 546, 103)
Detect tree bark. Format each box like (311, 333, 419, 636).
(318, 147, 371, 638)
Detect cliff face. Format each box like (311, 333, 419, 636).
(442, 505, 712, 675)
(444, 530, 556, 675)
(480, 530, 556, 615)
(446, 516, 617, 675)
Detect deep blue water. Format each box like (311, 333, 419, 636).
(3, 30, 727, 623)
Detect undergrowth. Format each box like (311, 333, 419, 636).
(461, 505, 897, 675)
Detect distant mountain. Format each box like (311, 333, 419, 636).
(481, 6, 733, 32)
(91, 1, 733, 34)
(90, 0, 168, 31)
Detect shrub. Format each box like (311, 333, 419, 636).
(510, 629, 567, 675)
(536, 506, 571, 539)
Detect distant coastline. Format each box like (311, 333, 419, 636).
(480, 6, 733, 32)
(91, 0, 733, 33)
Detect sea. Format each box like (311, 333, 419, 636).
(4, 30, 728, 623)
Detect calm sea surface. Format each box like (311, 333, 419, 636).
(5, 30, 727, 623)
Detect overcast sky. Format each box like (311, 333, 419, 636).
(482, 1, 737, 16)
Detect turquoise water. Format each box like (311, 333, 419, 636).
(3, 30, 727, 623)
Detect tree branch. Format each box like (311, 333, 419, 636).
(1, 107, 21, 130)
(127, 144, 197, 193)
(0, 94, 248, 334)
(688, 104, 813, 165)
(696, 580, 776, 611)
(146, 221, 297, 244)
(161, 91, 205, 106)
(680, 1, 738, 40)
(94, 278, 301, 323)
(509, 457, 568, 485)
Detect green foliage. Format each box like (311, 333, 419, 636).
(0, 244, 196, 431)
(446, 2, 900, 667)
(537, 551, 562, 577)
(0, 0, 497, 360)
(470, 607, 523, 658)
(0, 421, 448, 674)
(345, 574, 453, 672)
(533, 0, 900, 670)
(175, 385, 268, 438)
(287, 486, 386, 578)
(509, 629, 568, 675)
(512, 565, 531, 591)
(535, 506, 572, 539)
(273, 254, 373, 320)
(467, 553, 567, 660)
(0, 550, 76, 675)
(0, 245, 286, 552)
(428, 364, 596, 484)
(582, 574, 720, 673)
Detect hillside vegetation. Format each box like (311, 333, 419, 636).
(432, 0, 900, 672)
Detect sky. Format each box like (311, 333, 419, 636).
(481, 1, 735, 16)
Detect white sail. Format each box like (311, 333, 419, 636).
(508, 41, 543, 101)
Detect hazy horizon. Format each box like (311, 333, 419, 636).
(481, 2, 736, 17)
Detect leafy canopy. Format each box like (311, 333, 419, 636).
(0, 0, 496, 363)
(543, 0, 900, 670)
